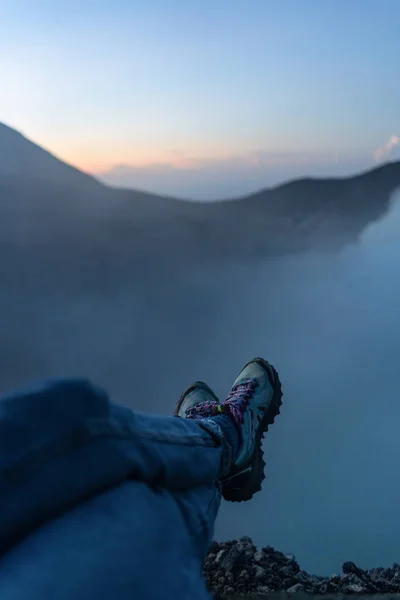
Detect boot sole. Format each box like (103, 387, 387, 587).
(221, 358, 283, 502)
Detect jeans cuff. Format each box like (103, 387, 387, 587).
(195, 417, 232, 478)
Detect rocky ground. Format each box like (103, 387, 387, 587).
(204, 538, 400, 598)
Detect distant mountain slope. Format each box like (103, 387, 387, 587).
(207, 160, 400, 255)
(110, 160, 400, 261)
(1, 122, 400, 278)
(0, 123, 102, 190)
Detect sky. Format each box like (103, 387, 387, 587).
(1, 0, 400, 199)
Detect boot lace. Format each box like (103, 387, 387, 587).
(185, 378, 258, 426)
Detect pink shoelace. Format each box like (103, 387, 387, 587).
(185, 379, 258, 426)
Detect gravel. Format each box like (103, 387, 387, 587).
(204, 537, 400, 598)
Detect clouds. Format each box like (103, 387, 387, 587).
(375, 135, 399, 162)
(3, 181, 400, 576)
(212, 189, 400, 574)
(98, 150, 372, 200)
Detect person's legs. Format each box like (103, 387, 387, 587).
(0, 377, 231, 557)
(0, 377, 232, 599)
(0, 358, 282, 599)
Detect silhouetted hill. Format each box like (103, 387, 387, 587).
(108, 160, 400, 263)
(0, 123, 102, 190)
(1, 122, 400, 278)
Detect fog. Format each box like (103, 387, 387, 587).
(213, 189, 400, 574)
(2, 185, 400, 575)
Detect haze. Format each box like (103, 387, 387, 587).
(214, 191, 400, 573)
(1, 165, 400, 573)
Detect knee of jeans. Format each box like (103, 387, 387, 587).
(22, 377, 111, 424)
(43, 378, 109, 410)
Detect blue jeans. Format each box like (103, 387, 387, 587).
(0, 378, 232, 599)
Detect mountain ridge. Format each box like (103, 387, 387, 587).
(0, 122, 102, 190)
(1, 122, 400, 274)
(2, 120, 400, 204)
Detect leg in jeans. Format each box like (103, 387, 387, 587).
(0, 359, 281, 599)
(0, 379, 234, 599)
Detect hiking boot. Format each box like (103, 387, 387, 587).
(174, 381, 220, 418)
(220, 357, 282, 502)
(175, 358, 282, 502)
